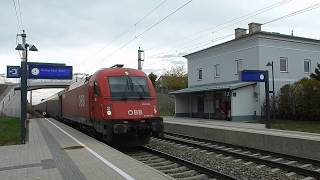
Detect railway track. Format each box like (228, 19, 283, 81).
(124, 146, 236, 180)
(151, 132, 320, 180)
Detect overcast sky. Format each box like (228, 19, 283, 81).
(1, 0, 320, 103)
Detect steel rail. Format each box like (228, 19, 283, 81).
(160, 133, 320, 179)
(141, 146, 237, 180)
(164, 132, 320, 167)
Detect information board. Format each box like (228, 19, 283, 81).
(28, 63, 73, 79)
(240, 70, 268, 82)
(7, 66, 21, 78)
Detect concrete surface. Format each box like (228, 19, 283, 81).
(0, 118, 171, 180)
(163, 117, 320, 161)
(0, 84, 20, 117)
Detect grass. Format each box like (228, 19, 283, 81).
(160, 110, 175, 116)
(0, 117, 20, 145)
(249, 119, 320, 134)
(270, 120, 320, 134)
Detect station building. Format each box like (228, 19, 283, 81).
(171, 23, 320, 121)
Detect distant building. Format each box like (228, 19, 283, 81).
(156, 75, 169, 89)
(171, 23, 320, 121)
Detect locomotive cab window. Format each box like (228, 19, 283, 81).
(108, 76, 150, 100)
(93, 81, 100, 96)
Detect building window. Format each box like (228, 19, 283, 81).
(280, 57, 288, 72)
(198, 68, 202, 80)
(304, 59, 311, 73)
(214, 64, 220, 77)
(235, 59, 243, 74)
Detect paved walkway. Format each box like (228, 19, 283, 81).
(163, 116, 265, 129)
(0, 118, 171, 180)
(163, 116, 320, 140)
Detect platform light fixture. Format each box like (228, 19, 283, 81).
(15, 30, 38, 144)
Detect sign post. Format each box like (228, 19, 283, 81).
(6, 66, 21, 78)
(241, 70, 270, 129)
(20, 32, 28, 144)
(27, 63, 73, 80)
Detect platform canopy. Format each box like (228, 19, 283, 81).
(170, 81, 256, 95)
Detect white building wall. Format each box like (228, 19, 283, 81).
(187, 36, 260, 87)
(256, 36, 320, 114)
(204, 92, 214, 113)
(175, 94, 189, 114)
(182, 31, 320, 119)
(231, 85, 256, 121)
(175, 94, 200, 116)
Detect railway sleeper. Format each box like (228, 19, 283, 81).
(161, 166, 188, 174)
(141, 158, 166, 164)
(131, 154, 155, 159)
(154, 163, 180, 170)
(176, 174, 209, 180)
(148, 160, 173, 167)
(168, 170, 199, 178)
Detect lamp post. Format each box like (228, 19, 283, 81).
(266, 61, 275, 120)
(15, 30, 38, 144)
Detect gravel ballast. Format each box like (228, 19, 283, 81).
(146, 139, 304, 180)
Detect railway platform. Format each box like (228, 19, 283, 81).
(0, 118, 171, 180)
(163, 116, 320, 161)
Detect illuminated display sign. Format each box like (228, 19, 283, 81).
(240, 70, 268, 82)
(28, 63, 73, 79)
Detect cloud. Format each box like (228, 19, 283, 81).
(2, 0, 320, 92)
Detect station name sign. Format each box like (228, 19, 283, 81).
(240, 70, 268, 82)
(28, 63, 73, 80)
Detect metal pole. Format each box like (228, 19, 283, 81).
(138, 47, 144, 70)
(30, 91, 32, 112)
(20, 30, 27, 144)
(265, 71, 270, 129)
(271, 61, 275, 119)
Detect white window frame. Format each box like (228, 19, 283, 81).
(198, 68, 203, 80)
(280, 57, 288, 73)
(304, 59, 311, 73)
(214, 64, 220, 78)
(235, 59, 243, 75)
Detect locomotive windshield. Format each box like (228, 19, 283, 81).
(108, 76, 150, 100)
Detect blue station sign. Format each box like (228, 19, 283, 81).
(7, 66, 21, 78)
(240, 70, 268, 82)
(28, 63, 73, 79)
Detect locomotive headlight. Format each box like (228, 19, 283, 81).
(106, 105, 112, 116)
(153, 105, 157, 114)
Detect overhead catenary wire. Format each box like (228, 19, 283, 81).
(187, 2, 320, 54)
(144, 2, 320, 68)
(11, 0, 23, 31)
(263, 2, 320, 25)
(75, 0, 168, 69)
(145, 0, 294, 53)
(83, 0, 193, 73)
(134, 0, 168, 26)
(17, 0, 24, 30)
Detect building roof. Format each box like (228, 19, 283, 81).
(170, 81, 256, 95)
(184, 31, 320, 58)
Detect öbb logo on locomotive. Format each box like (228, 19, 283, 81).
(128, 109, 143, 116)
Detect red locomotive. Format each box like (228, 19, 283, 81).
(35, 65, 163, 146)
